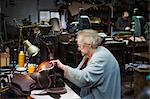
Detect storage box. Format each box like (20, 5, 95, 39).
(0, 48, 10, 67)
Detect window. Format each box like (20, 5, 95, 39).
(50, 12, 60, 19)
(39, 11, 60, 24)
(40, 11, 50, 23)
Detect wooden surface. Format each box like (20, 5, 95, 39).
(134, 52, 150, 60)
(132, 66, 150, 97)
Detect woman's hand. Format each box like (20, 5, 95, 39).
(49, 59, 65, 70)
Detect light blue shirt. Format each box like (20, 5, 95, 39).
(64, 46, 121, 99)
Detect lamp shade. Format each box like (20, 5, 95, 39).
(23, 40, 40, 57)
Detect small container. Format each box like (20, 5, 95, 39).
(28, 64, 35, 73)
(18, 51, 25, 67)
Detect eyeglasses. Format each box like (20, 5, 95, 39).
(77, 43, 90, 50)
(77, 43, 84, 49)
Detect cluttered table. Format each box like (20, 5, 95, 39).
(133, 52, 150, 63)
(125, 63, 150, 97)
(0, 63, 81, 99)
(133, 65, 150, 97)
(133, 52, 150, 60)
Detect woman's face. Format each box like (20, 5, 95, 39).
(77, 36, 90, 57)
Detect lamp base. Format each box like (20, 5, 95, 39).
(16, 67, 26, 72)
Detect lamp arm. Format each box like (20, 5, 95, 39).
(18, 28, 24, 52)
(24, 57, 31, 69)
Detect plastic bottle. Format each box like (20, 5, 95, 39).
(18, 51, 25, 67)
(28, 64, 35, 73)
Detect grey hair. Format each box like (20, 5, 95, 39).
(77, 29, 102, 48)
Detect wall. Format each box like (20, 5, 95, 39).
(0, 0, 1, 33)
(1, 0, 58, 25)
(1, 0, 37, 24)
(39, 0, 58, 10)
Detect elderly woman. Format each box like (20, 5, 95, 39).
(50, 29, 121, 99)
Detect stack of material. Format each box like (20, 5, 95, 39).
(0, 48, 10, 67)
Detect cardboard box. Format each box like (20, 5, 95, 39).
(0, 48, 10, 67)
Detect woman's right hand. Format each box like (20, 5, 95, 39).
(49, 59, 65, 70)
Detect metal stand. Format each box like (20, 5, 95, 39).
(0, 35, 3, 67)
